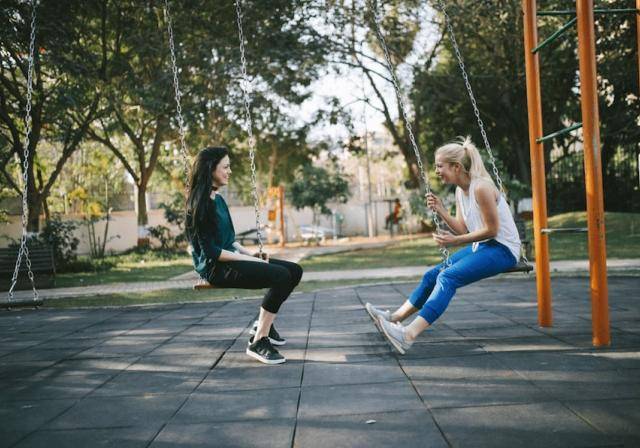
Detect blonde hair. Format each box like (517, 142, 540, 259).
(435, 136, 495, 186)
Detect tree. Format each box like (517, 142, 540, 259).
(290, 164, 351, 226)
(414, 0, 638, 211)
(412, 0, 578, 188)
(322, 0, 445, 189)
(87, 0, 330, 246)
(0, 0, 111, 231)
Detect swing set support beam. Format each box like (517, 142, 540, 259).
(537, 8, 639, 16)
(523, 0, 614, 346)
(536, 122, 582, 143)
(576, 0, 610, 347)
(522, 0, 553, 329)
(531, 16, 576, 53)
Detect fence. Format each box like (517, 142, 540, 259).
(546, 145, 639, 214)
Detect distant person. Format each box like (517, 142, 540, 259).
(385, 198, 403, 229)
(366, 137, 520, 354)
(186, 146, 303, 365)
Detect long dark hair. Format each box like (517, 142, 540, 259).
(185, 146, 229, 238)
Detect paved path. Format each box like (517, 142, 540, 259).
(5, 258, 640, 303)
(1, 276, 639, 447)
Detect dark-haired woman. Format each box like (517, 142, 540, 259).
(186, 146, 303, 365)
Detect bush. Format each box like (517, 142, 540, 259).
(61, 258, 116, 273)
(147, 225, 172, 251)
(158, 193, 188, 248)
(39, 217, 80, 269)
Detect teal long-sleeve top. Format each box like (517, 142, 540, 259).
(190, 194, 236, 279)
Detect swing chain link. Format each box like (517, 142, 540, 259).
(163, 0, 191, 189)
(436, 0, 531, 273)
(367, 0, 450, 267)
(435, 0, 505, 197)
(235, 0, 264, 255)
(8, 0, 39, 302)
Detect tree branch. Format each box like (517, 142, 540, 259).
(89, 119, 140, 184)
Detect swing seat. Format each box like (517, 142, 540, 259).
(504, 259, 534, 274)
(193, 279, 217, 290)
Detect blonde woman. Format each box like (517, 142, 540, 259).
(367, 137, 520, 354)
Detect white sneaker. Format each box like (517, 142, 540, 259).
(378, 318, 413, 355)
(365, 303, 391, 323)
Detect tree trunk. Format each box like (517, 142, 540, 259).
(136, 183, 150, 247)
(27, 199, 42, 234)
(267, 147, 277, 190)
(26, 166, 41, 233)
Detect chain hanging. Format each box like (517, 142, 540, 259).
(163, 0, 192, 189)
(8, 0, 39, 302)
(435, 0, 530, 268)
(367, 0, 450, 267)
(435, 0, 505, 197)
(234, 0, 264, 255)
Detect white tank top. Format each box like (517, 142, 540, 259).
(455, 179, 521, 260)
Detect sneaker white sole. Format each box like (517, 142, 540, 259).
(379, 319, 407, 355)
(365, 303, 389, 330)
(245, 348, 286, 365)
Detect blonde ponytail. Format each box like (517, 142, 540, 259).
(435, 136, 495, 186)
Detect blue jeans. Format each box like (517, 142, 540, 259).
(409, 240, 517, 324)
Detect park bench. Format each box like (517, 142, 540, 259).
(236, 228, 261, 245)
(0, 244, 56, 291)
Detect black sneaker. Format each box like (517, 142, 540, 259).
(249, 321, 286, 346)
(246, 336, 286, 365)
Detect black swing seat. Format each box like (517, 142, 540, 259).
(504, 258, 534, 274)
(193, 279, 217, 290)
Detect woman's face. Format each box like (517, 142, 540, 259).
(434, 154, 459, 185)
(212, 155, 231, 188)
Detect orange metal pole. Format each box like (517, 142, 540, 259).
(576, 0, 610, 347)
(522, 0, 553, 327)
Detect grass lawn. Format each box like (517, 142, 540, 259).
(42, 276, 422, 309)
(301, 212, 640, 271)
(301, 237, 444, 271)
(538, 212, 640, 260)
(55, 252, 192, 288)
(52, 212, 639, 289)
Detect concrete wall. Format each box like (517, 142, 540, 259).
(0, 198, 421, 255)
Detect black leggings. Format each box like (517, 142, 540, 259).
(207, 258, 303, 314)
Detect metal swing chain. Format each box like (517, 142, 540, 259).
(435, 0, 505, 197)
(163, 0, 191, 188)
(367, 0, 450, 266)
(234, 0, 264, 255)
(8, 0, 39, 302)
(435, 0, 530, 268)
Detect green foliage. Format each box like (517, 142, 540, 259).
(366, 0, 422, 64)
(38, 217, 80, 270)
(147, 225, 173, 251)
(157, 193, 188, 247)
(414, 0, 638, 211)
(61, 258, 116, 274)
(290, 164, 351, 216)
(0, 0, 115, 230)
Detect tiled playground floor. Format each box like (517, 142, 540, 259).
(1, 276, 639, 447)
